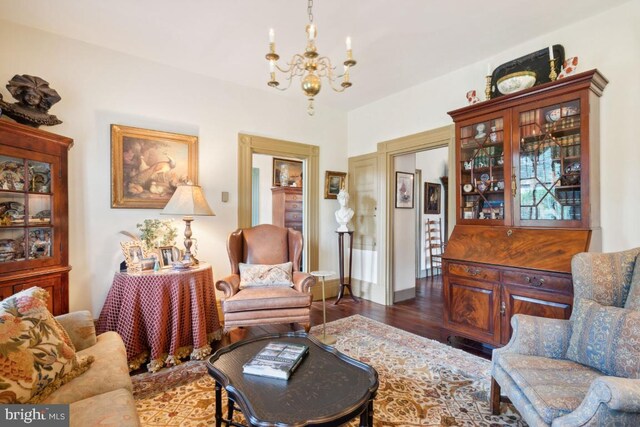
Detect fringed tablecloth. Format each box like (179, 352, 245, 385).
(96, 263, 222, 372)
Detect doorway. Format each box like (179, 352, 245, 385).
(377, 125, 455, 305)
(237, 134, 319, 272)
(391, 147, 448, 302)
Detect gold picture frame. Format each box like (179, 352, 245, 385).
(120, 241, 148, 267)
(111, 124, 198, 209)
(157, 245, 181, 268)
(272, 157, 303, 187)
(324, 171, 347, 199)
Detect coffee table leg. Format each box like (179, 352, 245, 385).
(227, 398, 235, 424)
(215, 381, 222, 427)
(367, 399, 374, 427)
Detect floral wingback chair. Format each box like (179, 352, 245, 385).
(491, 247, 640, 426)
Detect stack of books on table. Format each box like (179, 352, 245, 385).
(242, 342, 309, 380)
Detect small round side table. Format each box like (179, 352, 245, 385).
(310, 270, 337, 345)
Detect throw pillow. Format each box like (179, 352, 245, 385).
(0, 287, 94, 403)
(567, 299, 640, 378)
(624, 254, 640, 310)
(239, 262, 293, 289)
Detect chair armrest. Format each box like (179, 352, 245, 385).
(292, 272, 316, 294)
(494, 314, 571, 359)
(55, 310, 97, 351)
(552, 377, 640, 426)
(215, 274, 241, 298)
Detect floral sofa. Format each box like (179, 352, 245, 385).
(0, 286, 139, 427)
(44, 310, 140, 426)
(491, 248, 640, 426)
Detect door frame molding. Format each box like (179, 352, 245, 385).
(376, 125, 455, 305)
(238, 133, 319, 272)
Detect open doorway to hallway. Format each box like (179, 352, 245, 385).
(392, 146, 449, 303)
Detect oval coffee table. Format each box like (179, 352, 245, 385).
(207, 332, 378, 427)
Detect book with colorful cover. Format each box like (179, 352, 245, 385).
(242, 342, 309, 380)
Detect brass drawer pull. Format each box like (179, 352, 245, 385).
(500, 302, 506, 316)
(465, 266, 481, 276)
(525, 276, 545, 287)
(507, 229, 513, 237)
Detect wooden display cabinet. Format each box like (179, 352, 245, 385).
(0, 120, 73, 314)
(444, 70, 607, 346)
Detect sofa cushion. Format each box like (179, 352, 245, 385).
(0, 287, 93, 403)
(43, 331, 132, 404)
(497, 353, 600, 424)
(55, 311, 97, 351)
(239, 262, 293, 289)
(223, 287, 311, 313)
(70, 388, 140, 427)
(624, 254, 640, 310)
(567, 299, 640, 378)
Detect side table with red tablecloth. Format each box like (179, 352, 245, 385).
(96, 263, 222, 372)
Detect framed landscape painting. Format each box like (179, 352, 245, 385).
(395, 171, 414, 209)
(111, 125, 198, 208)
(324, 171, 346, 199)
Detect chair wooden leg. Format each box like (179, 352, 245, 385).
(490, 377, 501, 415)
(303, 323, 311, 333)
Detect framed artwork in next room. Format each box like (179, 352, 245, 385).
(424, 182, 441, 215)
(395, 171, 414, 209)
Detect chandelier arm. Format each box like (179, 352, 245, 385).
(275, 54, 306, 74)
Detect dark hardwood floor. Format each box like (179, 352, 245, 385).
(220, 275, 492, 360)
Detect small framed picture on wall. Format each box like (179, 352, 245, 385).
(424, 182, 441, 215)
(395, 171, 414, 209)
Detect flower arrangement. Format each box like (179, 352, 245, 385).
(136, 219, 178, 251)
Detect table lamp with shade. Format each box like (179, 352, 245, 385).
(161, 183, 215, 265)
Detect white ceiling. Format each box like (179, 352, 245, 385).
(0, 0, 630, 111)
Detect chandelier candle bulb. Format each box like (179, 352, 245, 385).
(269, 28, 275, 43)
(549, 45, 554, 59)
(346, 36, 351, 50)
(269, 60, 275, 73)
(308, 24, 316, 40)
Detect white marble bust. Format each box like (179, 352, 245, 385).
(335, 189, 354, 232)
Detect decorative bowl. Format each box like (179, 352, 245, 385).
(477, 182, 488, 192)
(497, 71, 537, 95)
(545, 108, 561, 122)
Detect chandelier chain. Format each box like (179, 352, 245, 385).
(307, 0, 314, 23)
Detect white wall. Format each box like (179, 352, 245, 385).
(392, 153, 416, 296)
(252, 153, 273, 225)
(416, 147, 448, 273)
(0, 20, 348, 314)
(349, 1, 640, 299)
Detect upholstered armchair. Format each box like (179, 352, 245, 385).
(216, 224, 316, 332)
(491, 247, 640, 426)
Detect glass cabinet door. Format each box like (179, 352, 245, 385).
(458, 115, 509, 224)
(514, 98, 583, 226)
(0, 155, 54, 265)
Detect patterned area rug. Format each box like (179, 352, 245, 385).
(133, 315, 524, 426)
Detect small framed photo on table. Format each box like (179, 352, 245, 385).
(120, 241, 147, 267)
(157, 246, 181, 268)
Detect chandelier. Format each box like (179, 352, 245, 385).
(266, 0, 356, 115)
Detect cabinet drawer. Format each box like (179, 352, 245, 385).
(503, 270, 572, 293)
(285, 211, 302, 222)
(13, 276, 61, 314)
(285, 200, 303, 211)
(286, 193, 303, 202)
(448, 262, 499, 282)
(287, 222, 303, 232)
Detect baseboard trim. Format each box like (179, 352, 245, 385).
(394, 287, 415, 302)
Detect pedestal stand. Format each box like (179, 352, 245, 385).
(310, 271, 336, 345)
(336, 231, 359, 304)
